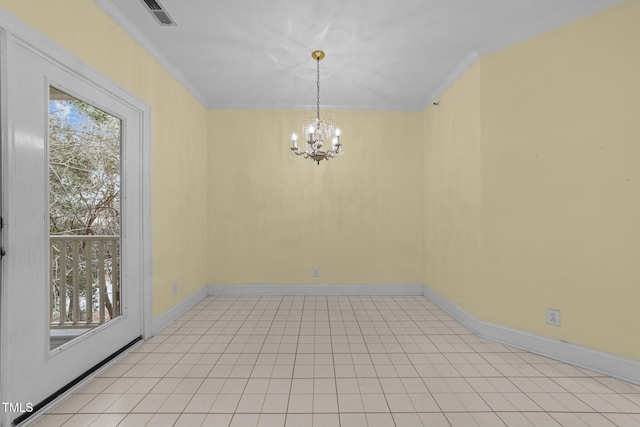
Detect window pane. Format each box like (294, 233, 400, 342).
(48, 86, 121, 350)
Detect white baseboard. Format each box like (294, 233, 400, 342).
(423, 284, 640, 385)
(150, 284, 422, 335)
(151, 286, 209, 335)
(149, 282, 640, 385)
(208, 284, 425, 296)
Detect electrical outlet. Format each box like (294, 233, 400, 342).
(313, 267, 320, 277)
(172, 282, 178, 295)
(546, 308, 560, 326)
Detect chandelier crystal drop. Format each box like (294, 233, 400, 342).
(290, 50, 342, 165)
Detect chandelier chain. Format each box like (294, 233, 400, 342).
(316, 58, 320, 120)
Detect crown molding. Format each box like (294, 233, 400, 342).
(477, 0, 624, 57)
(423, 0, 623, 111)
(93, 0, 208, 107)
(204, 102, 425, 112)
(96, 0, 622, 112)
(423, 50, 479, 110)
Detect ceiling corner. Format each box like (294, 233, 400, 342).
(92, 0, 208, 107)
(476, 0, 624, 57)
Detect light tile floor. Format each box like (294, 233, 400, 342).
(29, 296, 640, 426)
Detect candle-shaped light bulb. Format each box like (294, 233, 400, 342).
(292, 133, 298, 149)
(308, 125, 314, 135)
(332, 137, 338, 146)
(335, 128, 341, 137)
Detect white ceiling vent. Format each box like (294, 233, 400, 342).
(141, 0, 176, 26)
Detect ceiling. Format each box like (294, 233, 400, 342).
(95, 0, 620, 111)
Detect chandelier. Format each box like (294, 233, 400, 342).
(290, 50, 342, 165)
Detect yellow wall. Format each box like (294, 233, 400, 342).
(208, 109, 424, 285)
(0, 0, 211, 316)
(423, 62, 482, 314)
(425, 1, 640, 361)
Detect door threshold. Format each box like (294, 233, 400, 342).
(13, 337, 142, 426)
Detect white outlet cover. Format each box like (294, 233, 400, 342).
(546, 308, 561, 326)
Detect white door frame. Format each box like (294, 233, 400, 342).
(0, 8, 152, 426)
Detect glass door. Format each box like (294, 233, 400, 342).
(1, 37, 147, 426)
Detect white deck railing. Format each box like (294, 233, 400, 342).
(50, 235, 120, 328)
